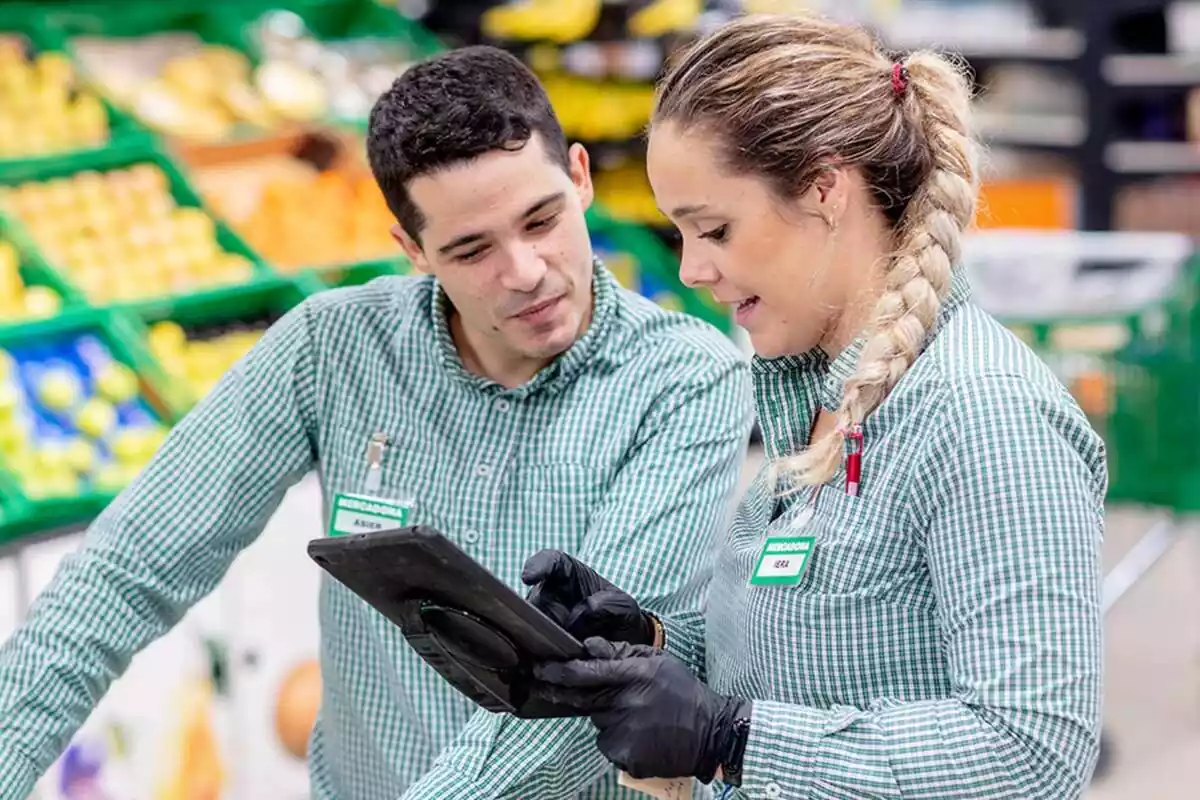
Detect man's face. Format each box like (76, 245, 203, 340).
(394, 135, 596, 377)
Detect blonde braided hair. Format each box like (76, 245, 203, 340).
(653, 13, 980, 488)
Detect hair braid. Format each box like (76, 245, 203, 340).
(774, 52, 979, 490)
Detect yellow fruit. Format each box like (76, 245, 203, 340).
(93, 463, 128, 493)
(110, 428, 141, 464)
(64, 437, 97, 474)
(21, 475, 52, 500)
(38, 469, 79, 498)
(0, 415, 25, 453)
(161, 55, 216, 99)
(5, 448, 33, 477)
(276, 659, 320, 760)
(34, 53, 73, 87)
(35, 443, 70, 473)
(173, 207, 216, 243)
(38, 369, 81, 411)
(0, 349, 14, 382)
(22, 285, 61, 319)
(0, 241, 17, 271)
(149, 321, 187, 356)
(127, 163, 168, 197)
(0, 380, 18, 418)
(76, 397, 116, 439)
(96, 362, 139, 404)
(141, 424, 168, 457)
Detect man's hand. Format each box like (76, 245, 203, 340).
(529, 638, 751, 783)
(522, 550, 658, 646)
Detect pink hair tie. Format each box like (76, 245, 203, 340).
(891, 63, 909, 97)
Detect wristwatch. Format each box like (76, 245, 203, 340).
(645, 612, 665, 648)
(721, 713, 752, 787)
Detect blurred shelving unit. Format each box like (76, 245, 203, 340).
(417, 1, 1200, 236)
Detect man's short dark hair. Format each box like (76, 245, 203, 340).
(367, 45, 570, 243)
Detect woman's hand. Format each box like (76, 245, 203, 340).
(530, 637, 752, 783)
(522, 550, 658, 646)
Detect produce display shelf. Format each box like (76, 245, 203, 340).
(0, 8, 153, 178)
(0, 213, 83, 322)
(0, 308, 180, 539)
(0, 139, 271, 310)
(0, 0, 725, 540)
(125, 275, 316, 414)
(240, 0, 445, 63)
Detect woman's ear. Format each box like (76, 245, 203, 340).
(811, 166, 848, 228)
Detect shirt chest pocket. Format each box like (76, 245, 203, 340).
(799, 490, 925, 598)
(321, 425, 452, 534)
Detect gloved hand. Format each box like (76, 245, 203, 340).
(530, 637, 752, 783)
(522, 550, 657, 646)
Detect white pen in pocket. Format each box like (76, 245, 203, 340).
(363, 431, 389, 493)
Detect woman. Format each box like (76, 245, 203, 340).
(524, 11, 1106, 800)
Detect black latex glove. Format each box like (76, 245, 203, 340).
(522, 550, 656, 646)
(530, 638, 752, 783)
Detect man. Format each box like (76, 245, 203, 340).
(0, 47, 751, 798)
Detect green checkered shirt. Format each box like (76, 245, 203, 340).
(0, 262, 752, 799)
(433, 270, 1106, 799)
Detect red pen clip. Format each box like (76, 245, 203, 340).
(842, 424, 864, 497)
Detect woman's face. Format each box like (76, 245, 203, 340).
(647, 122, 864, 359)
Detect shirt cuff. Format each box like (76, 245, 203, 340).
(738, 700, 824, 799)
(658, 613, 705, 677)
(0, 741, 41, 799)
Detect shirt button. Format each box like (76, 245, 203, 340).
(463, 529, 482, 545)
(494, 398, 511, 412)
(475, 463, 492, 478)
(764, 783, 782, 799)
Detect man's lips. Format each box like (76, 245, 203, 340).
(511, 295, 563, 319)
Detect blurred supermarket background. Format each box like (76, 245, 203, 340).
(0, 0, 1198, 797)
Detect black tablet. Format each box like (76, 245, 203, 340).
(307, 526, 587, 718)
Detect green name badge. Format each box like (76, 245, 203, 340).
(749, 535, 816, 586)
(328, 493, 412, 537)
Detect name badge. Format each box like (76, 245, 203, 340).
(749, 505, 816, 587)
(328, 493, 412, 537)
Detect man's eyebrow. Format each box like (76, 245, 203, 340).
(438, 232, 486, 255)
(436, 193, 567, 255)
(523, 192, 566, 218)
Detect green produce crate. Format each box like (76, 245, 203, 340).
(235, 0, 444, 128)
(308, 255, 410, 290)
(239, 0, 443, 58)
(0, 14, 151, 179)
(37, 2, 256, 58)
(0, 307, 180, 539)
(0, 466, 31, 547)
(0, 214, 85, 326)
(125, 275, 313, 413)
(964, 231, 1200, 511)
(35, 1, 284, 143)
(586, 205, 732, 335)
(0, 139, 273, 309)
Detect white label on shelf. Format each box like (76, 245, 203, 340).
(1168, 2, 1200, 54)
